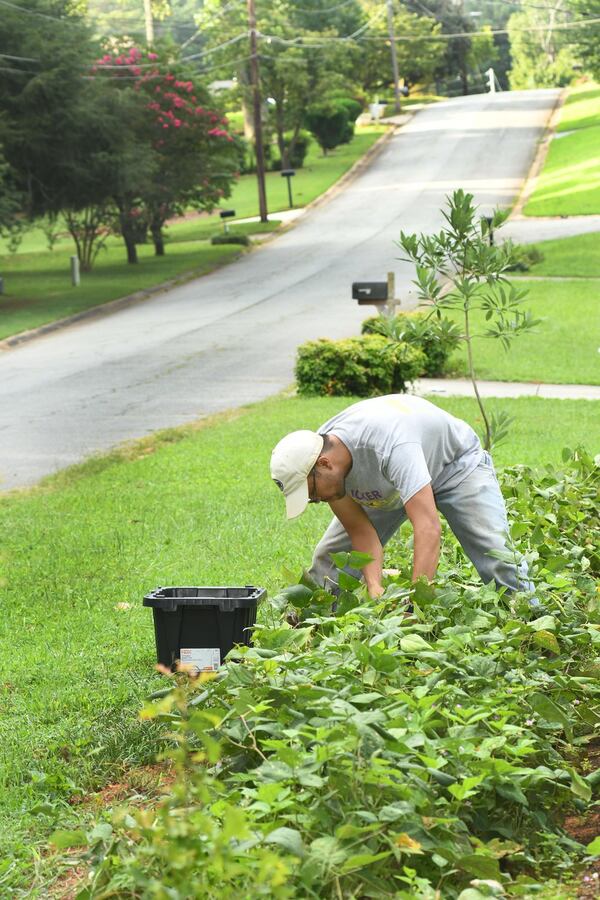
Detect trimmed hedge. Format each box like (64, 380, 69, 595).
(361, 311, 461, 377)
(295, 334, 425, 396)
(210, 233, 250, 246)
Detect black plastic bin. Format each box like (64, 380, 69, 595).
(143, 585, 264, 672)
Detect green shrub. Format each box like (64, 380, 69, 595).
(331, 96, 363, 123)
(210, 233, 250, 246)
(295, 334, 425, 396)
(305, 101, 352, 154)
(505, 243, 545, 272)
(362, 311, 461, 377)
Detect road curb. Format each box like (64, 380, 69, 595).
(0, 124, 401, 353)
(510, 88, 566, 220)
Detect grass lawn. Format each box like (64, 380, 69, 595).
(1, 392, 598, 892)
(0, 125, 386, 341)
(524, 82, 600, 217)
(0, 239, 243, 341)
(524, 230, 600, 277)
(447, 279, 600, 384)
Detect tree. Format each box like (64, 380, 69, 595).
(399, 190, 540, 450)
(93, 47, 237, 257)
(566, 0, 600, 79)
(356, 1, 445, 94)
(305, 101, 352, 154)
(0, 149, 22, 238)
(403, 0, 485, 95)
(0, 0, 97, 218)
(197, 0, 363, 170)
(507, 2, 576, 89)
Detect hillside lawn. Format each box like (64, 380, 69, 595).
(1, 392, 599, 893)
(524, 82, 600, 217)
(523, 230, 600, 277)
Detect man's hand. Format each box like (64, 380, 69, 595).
(404, 484, 442, 582)
(329, 495, 384, 595)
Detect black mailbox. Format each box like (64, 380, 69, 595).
(280, 169, 296, 178)
(219, 209, 236, 219)
(352, 281, 388, 304)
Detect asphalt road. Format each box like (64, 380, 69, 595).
(0, 89, 560, 490)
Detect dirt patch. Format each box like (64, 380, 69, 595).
(48, 764, 175, 898)
(69, 763, 175, 810)
(564, 809, 600, 898)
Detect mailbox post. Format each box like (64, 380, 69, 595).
(280, 168, 296, 208)
(352, 272, 399, 316)
(219, 209, 236, 234)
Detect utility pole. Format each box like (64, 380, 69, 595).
(247, 0, 268, 222)
(386, 0, 401, 114)
(143, 0, 154, 44)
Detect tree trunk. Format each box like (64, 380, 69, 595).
(152, 225, 165, 256)
(124, 232, 138, 264)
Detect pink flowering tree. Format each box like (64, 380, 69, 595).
(93, 47, 237, 260)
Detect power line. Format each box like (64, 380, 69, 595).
(290, 0, 361, 12)
(0, 52, 39, 62)
(0, 0, 84, 25)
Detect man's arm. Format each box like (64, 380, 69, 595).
(404, 484, 442, 581)
(329, 495, 384, 597)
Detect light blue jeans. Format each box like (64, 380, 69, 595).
(309, 451, 533, 594)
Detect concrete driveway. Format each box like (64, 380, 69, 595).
(0, 89, 560, 490)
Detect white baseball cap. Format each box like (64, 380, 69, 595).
(270, 430, 324, 519)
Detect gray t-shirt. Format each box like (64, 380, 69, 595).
(319, 395, 482, 510)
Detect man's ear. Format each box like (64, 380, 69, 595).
(315, 455, 333, 471)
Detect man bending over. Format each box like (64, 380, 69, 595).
(270, 395, 531, 597)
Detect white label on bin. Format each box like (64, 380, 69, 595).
(180, 647, 221, 674)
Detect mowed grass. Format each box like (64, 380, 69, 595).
(524, 230, 600, 277)
(447, 279, 600, 384)
(524, 82, 600, 217)
(0, 125, 386, 341)
(556, 82, 600, 133)
(0, 240, 242, 341)
(1, 392, 599, 891)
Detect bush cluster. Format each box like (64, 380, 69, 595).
(295, 334, 426, 397)
(210, 233, 250, 246)
(362, 311, 461, 377)
(504, 243, 545, 272)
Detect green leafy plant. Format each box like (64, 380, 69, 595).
(362, 311, 462, 377)
(504, 243, 545, 272)
(211, 233, 250, 246)
(398, 190, 541, 450)
(305, 101, 353, 154)
(295, 334, 425, 397)
(59, 451, 599, 899)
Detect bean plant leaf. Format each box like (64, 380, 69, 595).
(400, 634, 432, 654)
(264, 827, 306, 858)
(530, 615, 557, 632)
(49, 829, 88, 849)
(528, 693, 571, 731)
(568, 769, 592, 802)
(533, 631, 560, 654)
(339, 850, 392, 873)
(587, 836, 600, 855)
